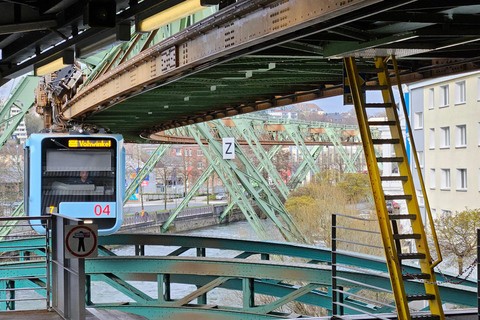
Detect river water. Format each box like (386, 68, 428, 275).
(90, 219, 284, 307)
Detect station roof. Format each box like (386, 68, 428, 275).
(2, 0, 480, 141)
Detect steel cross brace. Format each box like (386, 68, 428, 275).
(283, 124, 320, 175)
(160, 164, 215, 232)
(287, 145, 323, 191)
(323, 127, 358, 173)
(124, 144, 171, 204)
(219, 144, 284, 222)
(231, 118, 289, 199)
(0, 76, 39, 149)
(206, 122, 304, 242)
(186, 124, 269, 240)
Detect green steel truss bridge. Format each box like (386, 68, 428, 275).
(1, 0, 480, 319)
(0, 233, 476, 319)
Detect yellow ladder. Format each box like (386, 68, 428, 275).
(344, 56, 444, 320)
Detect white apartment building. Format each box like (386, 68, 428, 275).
(10, 106, 28, 142)
(408, 70, 480, 218)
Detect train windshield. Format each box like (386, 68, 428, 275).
(41, 137, 117, 214)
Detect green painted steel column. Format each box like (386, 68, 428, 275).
(231, 118, 289, 199)
(324, 127, 358, 173)
(186, 125, 269, 240)
(161, 164, 215, 232)
(0, 76, 40, 148)
(124, 144, 170, 204)
(202, 122, 304, 242)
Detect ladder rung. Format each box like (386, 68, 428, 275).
(398, 252, 426, 260)
(393, 233, 421, 240)
(381, 176, 408, 181)
(411, 315, 440, 320)
(365, 103, 393, 108)
(389, 214, 416, 220)
(406, 294, 436, 301)
(384, 194, 412, 201)
(376, 157, 403, 163)
(403, 273, 431, 280)
(368, 121, 396, 126)
(362, 85, 389, 91)
(372, 139, 400, 145)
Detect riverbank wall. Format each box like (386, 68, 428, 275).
(118, 204, 246, 234)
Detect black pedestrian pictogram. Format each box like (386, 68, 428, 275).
(73, 231, 91, 252)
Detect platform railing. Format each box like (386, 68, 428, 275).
(331, 213, 395, 320)
(0, 215, 50, 312)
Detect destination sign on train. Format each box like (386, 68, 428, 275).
(68, 139, 112, 148)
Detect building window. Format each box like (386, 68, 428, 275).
(417, 151, 424, 168)
(197, 161, 204, 170)
(430, 169, 436, 189)
(429, 128, 435, 149)
(478, 77, 480, 101)
(442, 209, 452, 215)
(431, 208, 436, 219)
(439, 85, 449, 107)
(456, 168, 467, 190)
(440, 169, 450, 190)
(429, 88, 434, 110)
(478, 123, 480, 146)
(197, 149, 203, 156)
(455, 80, 466, 105)
(188, 149, 192, 156)
(455, 124, 467, 148)
(440, 126, 450, 148)
(414, 112, 423, 129)
(418, 195, 424, 207)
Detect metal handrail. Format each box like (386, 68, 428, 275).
(391, 56, 442, 268)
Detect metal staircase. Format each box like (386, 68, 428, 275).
(343, 56, 444, 320)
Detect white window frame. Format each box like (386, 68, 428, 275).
(440, 126, 450, 148)
(439, 85, 449, 107)
(197, 149, 203, 156)
(429, 88, 434, 110)
(478, 122, 480, 146)
(455, 124, 467, 148)
(417, 151, 424, 168)
(455, 80, 466, 105)
(429, 128, 435, 149)
(456, 168, 467, 191)
(440, 168, 451, 190)
(431, 208, 436, 219)
(430, 169, 436, 189)
(478, 77, 480, 101)
(414, 112, 423, 129)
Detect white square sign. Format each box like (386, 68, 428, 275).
(222, 137, 235, 159)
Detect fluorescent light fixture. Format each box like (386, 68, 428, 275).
(137, 0, 219, 33)
(34, 50, 74, 76)
(84, 219, 93, 224)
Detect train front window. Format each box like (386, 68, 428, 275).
(41, 140, 116, 214)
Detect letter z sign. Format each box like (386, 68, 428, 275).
(222, 138, 235, 159)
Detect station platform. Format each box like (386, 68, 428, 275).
(1, 308, 148, 320)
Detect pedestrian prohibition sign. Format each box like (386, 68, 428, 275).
(65, 225, 98, 259)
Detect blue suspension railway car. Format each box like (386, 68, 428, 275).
(25, 133, 125, 235)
